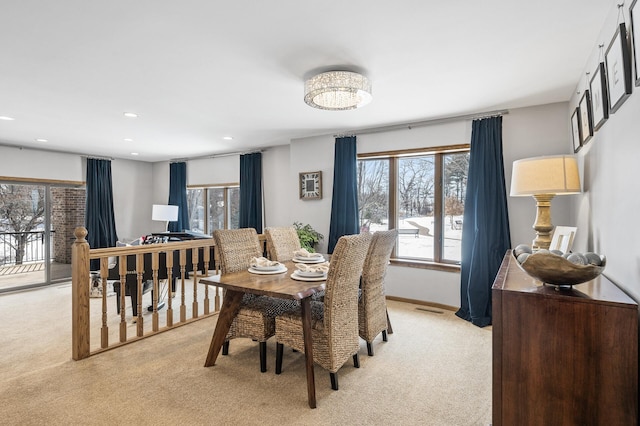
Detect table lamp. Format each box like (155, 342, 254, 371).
(152, 204, 179, 231)
(510, 155, 581, 250)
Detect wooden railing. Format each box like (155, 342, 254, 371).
(71, 226, 266, 360)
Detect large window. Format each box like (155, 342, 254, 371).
(358, 145, 469, 266)
(187, 186, 239, 234)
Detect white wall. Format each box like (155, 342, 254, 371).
(568, 1, 640, 301)
(0, 146, 154, 242)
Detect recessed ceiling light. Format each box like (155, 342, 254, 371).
(223, 136, 233, 140)
(131, 152, 139, 156)
(123, 112, 138, 118)
(35, 138, 48, 142)
(124, 138, 134, 142)
(0, 116, 15, 121)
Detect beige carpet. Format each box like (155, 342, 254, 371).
(0, 284, 492, 425)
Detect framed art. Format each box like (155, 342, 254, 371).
(550, 226, 577, 254)
(589, 62, 609, 130)
(571, 107, 582, 153)
(299, 171, 322, 199)
(578, 90, 593, 145)
(631, 0, 640, 86)
(605, 23, 633, 113)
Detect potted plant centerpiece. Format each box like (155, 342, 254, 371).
(293, 222, 324, 252)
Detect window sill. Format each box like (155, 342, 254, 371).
(389, 258, 461, 273)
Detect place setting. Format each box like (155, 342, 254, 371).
(292, 248, 326, 264)
(291, 261, 330, 282)
(247, 257, 287, 274)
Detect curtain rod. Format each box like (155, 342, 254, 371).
(171, 149, 265, 163)
(333, 109, 509, 137)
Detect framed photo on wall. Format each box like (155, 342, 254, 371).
(589, 62, 609, 130)
(299, 171, 322, 200)
(631, 0, 640, 86)
(578, 90, 593, 145)
(571, 108, 582, 153)
(605, 23, 633, 113)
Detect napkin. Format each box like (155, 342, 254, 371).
(251, 257, 280, 268)
(293, 248, 323, 258)
(295, 261, 330, 274)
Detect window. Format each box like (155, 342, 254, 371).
(187, 185, 240, 234)
(358, 145, 469, 266)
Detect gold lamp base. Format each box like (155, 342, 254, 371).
(531, 194, 555, 250)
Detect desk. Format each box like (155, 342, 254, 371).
(200, 261, 325, 408)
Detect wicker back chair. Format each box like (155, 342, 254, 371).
(359, 229, 397, 356)
(265, 226, 301, 262)
(275, 232, 372, 390)
(213, 228, 297, 372)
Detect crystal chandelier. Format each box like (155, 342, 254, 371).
(304, 71, 372, 110)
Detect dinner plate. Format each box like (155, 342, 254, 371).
(295, 269, 326, 278)
(250, 263, 282, 271)
(248, 265, 287, 275)
(292, 256, 326, 264)
(291, 271, 327, 282)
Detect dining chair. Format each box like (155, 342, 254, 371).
(359, 229, 397, 356)
(213, 228, 297, 372)
(274, 232, 372, 390)
(265, 226, 301, 262)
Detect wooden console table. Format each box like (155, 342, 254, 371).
(492, 251, 638, 425)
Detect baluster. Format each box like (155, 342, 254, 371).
(152, 251, 159, 332)
(100, 257, 109, 348)
(192, 248, 199, 318)
(166, 250, 174, 327)
(203, 246, 211, 314)
(136, 253, 144, 336)
(180, 249, 187, 323)
(118, 255, 127, 342)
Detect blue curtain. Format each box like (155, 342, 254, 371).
(239, 152, 263, 233)
(455, 116, 511, 327)
(328, 136, 359, 253)
(85, 159, 118, 269)
(168, 162, 190, 232)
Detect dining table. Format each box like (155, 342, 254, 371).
(200, 260, 326, 408)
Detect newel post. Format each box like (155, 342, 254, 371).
(72, 227, 91, 360)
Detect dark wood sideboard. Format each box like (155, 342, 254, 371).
(492, 251, 638, 426)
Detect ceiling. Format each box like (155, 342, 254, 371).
(0, 1, 614, 162)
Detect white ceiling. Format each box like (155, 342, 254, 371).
(0, 1, 614, 162)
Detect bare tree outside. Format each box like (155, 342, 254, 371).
(0, 184, 45, 265)
(357, 159, 389, 231)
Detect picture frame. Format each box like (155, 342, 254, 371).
(589, 62, 609, 131)
(578, 90, 593, 145)
(631, 0, 640, 86)
(550, 226, 577, 254)
(571, 107, 582, 153)
(299, 171, 322, 200)
(605, 23, 633, 113)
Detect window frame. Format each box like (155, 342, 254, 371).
(358, 144, 469, 271)
(186, 183, 239, 234)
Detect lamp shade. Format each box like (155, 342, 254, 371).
(510, 155, 581, 196)
(151, 204, 179, 222)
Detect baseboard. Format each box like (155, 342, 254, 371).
(386, 295, 457, 312)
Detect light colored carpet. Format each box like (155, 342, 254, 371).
(0, 284, 492, 425)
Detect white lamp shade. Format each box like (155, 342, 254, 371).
(510, 155, 581, 196)
(152, 204, 179, 222)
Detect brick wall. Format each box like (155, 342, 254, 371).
(52, 187, 85, 264)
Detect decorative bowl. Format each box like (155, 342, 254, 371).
(512, 250, 606, 286)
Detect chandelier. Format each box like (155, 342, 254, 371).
(304, 71, 372, 110)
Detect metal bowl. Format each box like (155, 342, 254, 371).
(513, 250, 606, 286)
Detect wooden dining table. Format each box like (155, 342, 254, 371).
(200, 260, 326, 408)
